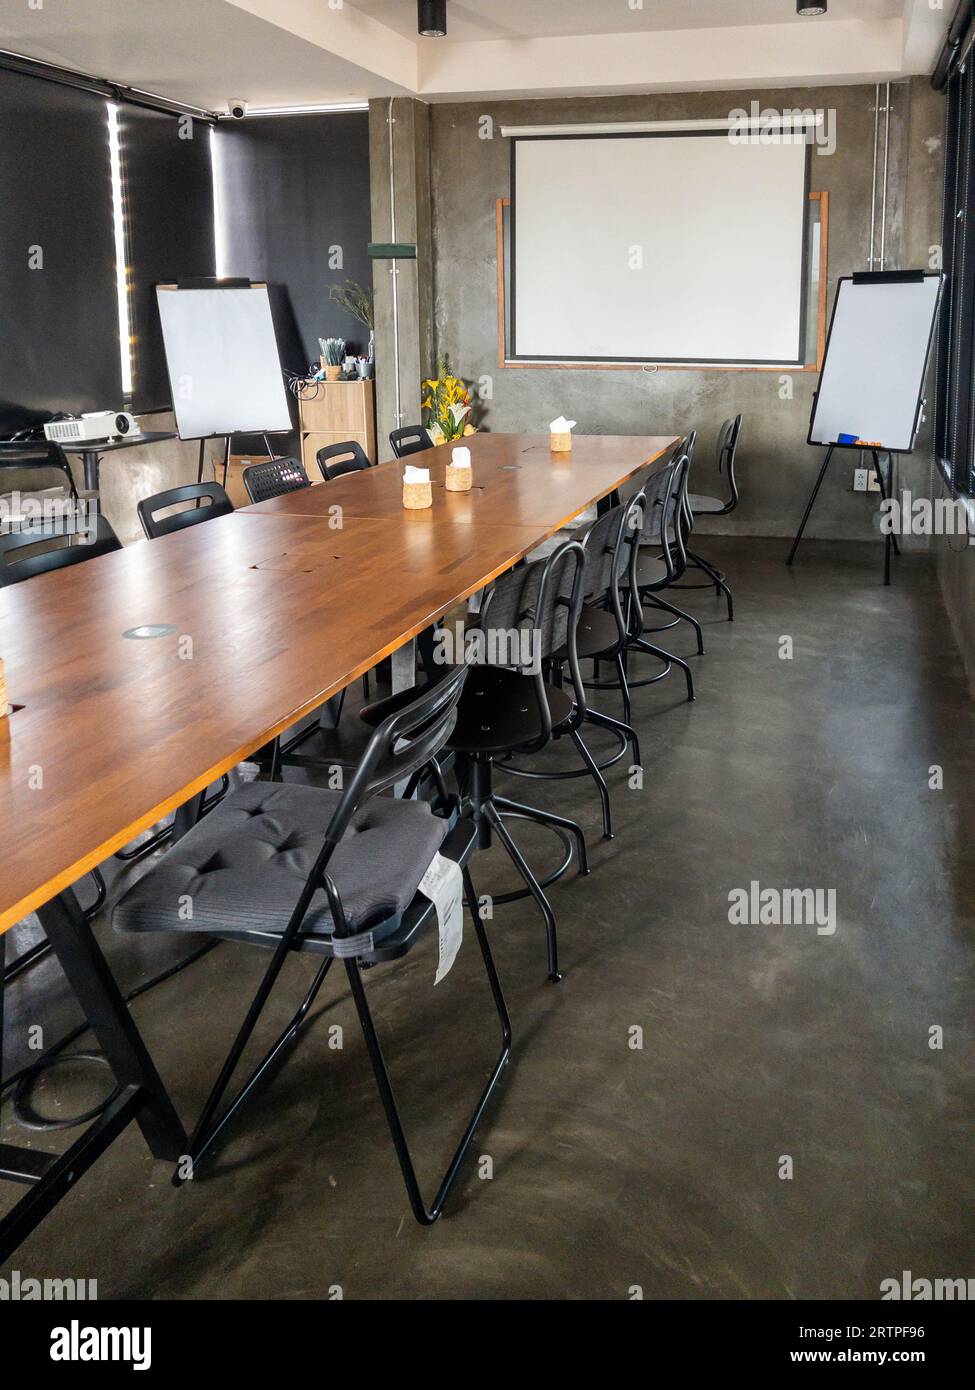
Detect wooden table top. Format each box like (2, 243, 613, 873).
(0, 434, 677, 932)
(250, 434, 678, 530)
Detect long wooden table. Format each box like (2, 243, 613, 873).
(0, 432, 676, 1258)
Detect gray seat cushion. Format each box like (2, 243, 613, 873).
(113, 782, 448, 940)
(687, 492, 726, 514)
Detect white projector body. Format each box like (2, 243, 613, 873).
(44, 412, 140, 445)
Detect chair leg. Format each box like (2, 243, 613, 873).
(586, 706, 641, 772)
(484, 800, 562, 983)
(645, 592, 705, 655)
(569, 729, 613, 840)
(687, 548, 734, 621)
(491, 794, 590, 876)
(615, 652, 633, 725)
(343, 866, 511, 1225)
(633, 636, 695, 701)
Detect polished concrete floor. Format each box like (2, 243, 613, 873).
(2, 536, 973, 1300)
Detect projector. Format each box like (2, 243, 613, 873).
(44, 412, 140, 445)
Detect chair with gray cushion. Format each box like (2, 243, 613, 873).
(113, 662, 511, 1226)
(678, 415, 741, 620)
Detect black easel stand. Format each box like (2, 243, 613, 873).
(786, 447, 900, 586)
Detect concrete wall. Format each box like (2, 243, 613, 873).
(421, 80, 946, 546)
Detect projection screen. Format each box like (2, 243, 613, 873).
(511, 131, 811, 366)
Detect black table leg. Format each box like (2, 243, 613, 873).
(81, 450, 101, 492)
(0, 888, 186, 1260)
(787, 446, 834, 565)
(34, 889, 186, 1160)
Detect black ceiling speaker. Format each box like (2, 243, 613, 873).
(418, 0, 447, 37)
(797, 0, 827, 13)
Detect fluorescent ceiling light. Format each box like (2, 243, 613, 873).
(106, 103, 133, 399)
(221, 101, 369, 118)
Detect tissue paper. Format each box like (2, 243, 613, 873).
(451, 446, 472, 468)
(550, 416, 577, 433)
(403, 466, 431, 484)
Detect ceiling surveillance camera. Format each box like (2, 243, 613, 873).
(229, 99, 249, 119)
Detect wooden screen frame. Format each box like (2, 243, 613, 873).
(495, 190, 829, 373)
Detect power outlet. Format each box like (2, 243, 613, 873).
(866, 466, 882, 493)
(853, 468, 869, 492)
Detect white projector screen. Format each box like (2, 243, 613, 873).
(511, 132, 810, 365)
(808, 274, 943, 454)
(156, 284, 293, 440)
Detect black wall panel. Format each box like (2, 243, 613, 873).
(0, 68, 120, 434)
(121, 106, 216, 414)
(217, 112, 372, 373)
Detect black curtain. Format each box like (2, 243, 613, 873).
(216, 112, 372, 373)
(0, 68, 120, 435)
(937, 37, 975, 493)
(120, 106, 216, 414)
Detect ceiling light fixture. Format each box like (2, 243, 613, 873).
(418, 0, 447, 38)
(797, 1, 827, 13)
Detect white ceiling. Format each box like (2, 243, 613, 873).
(0, 0, 950, 110)
(353, 0, 904, 43)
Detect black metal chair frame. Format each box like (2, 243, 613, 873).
(671, 416, 741, 619)
(451, 541, 592, 982)
(500, 496, 647, 840)
(629, 455, 698, 700)
(161, 664, 511, 1225)
(389, 426, 435, 459)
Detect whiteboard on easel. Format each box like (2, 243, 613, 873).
(808, 273, 943, 454)
(156, 283, 293, 440)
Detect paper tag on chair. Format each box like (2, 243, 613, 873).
(418, 853, 464, 985)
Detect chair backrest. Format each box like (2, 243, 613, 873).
(316, 440, 371, 481)
(389, 426, 434, 459)
(243, 458, 310, 504)
(635, 455, 684, 579)
(272, 661, 471, 941)
(0, 513, 121, 587)
(137, 482, 234, 540)
(475, 540, 587, 749)
(575, 497, 645, 651)
(720, 413, 743, 508)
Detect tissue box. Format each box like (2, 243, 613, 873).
(446, 464, 472, 492)
(551, 431, 573, 453)
(403, 479, 433, 509)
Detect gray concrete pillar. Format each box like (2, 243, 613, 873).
(369, 98, 435, 455)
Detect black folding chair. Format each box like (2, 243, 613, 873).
(316, 440, 372, 480)
(137, 482, 233, 539)
(390, 426, 434, 459)
(113, 663, 511, 1226)
(242, 458, 311, 503)
(502, 496, 645, 839)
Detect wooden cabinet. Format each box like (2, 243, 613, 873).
(298, 380, 376, 479)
